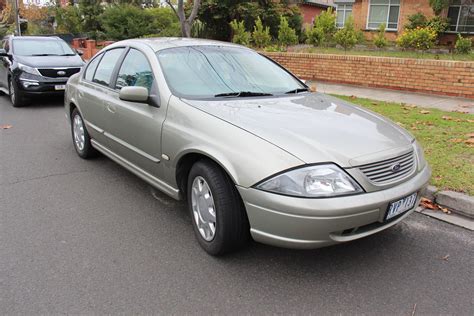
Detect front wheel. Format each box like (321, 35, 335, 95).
(71, 108, 97, 159)
(9, 78, 28, 107)
(187, 160, 250, 256)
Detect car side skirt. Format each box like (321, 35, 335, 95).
(90, 139, 181, 200)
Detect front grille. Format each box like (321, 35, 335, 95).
(38, 68, 81, 78)
(358, 151, 416, 184)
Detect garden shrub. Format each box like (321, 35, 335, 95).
(455, 34, 472, 54)
(334, 16, 358, 51)
(405, 13, 428, 30)
(313, 8, 336, 46)
(252, 17, 271, 48)
(373, 23, 388, 49)
(230, 20, 251, 46)
(55, 5, 82, 34)
(101, 5, 155, 40)
(396, 27, 437, 51)
(277, 16, 298, 49)
(305, 24, 324, 46)
(426, 16, 449, 35)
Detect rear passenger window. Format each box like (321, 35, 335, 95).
(93, 48, 124, 87)
(115, 49, 154, 91)
(84, 54, 102, 81)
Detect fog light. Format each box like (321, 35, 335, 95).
(21, 80, 39, 88)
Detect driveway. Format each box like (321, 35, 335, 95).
(0, 96, 472, 314)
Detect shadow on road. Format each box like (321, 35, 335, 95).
(0, 94, 64, 109)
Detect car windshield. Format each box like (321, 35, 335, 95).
(156, 46, 305, 99)
(12, 39, 76, 56)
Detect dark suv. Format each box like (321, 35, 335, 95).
(0, 35, 85, 107)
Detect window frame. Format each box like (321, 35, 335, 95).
(89, 47, 127, 89)
(83, 52, 104, 83)
(336, 4, 353, 28)
(446, 2, 474, 34)
(112, 48, 156, 92)
(366, 0, 401, 31)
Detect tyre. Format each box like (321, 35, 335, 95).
(71, 108, 97, 159)
(9, 77, 28, 107)
(187, 160, 250, 255)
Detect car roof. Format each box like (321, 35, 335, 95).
(108, 37, 248, 52)
(11, 36, 62, 41)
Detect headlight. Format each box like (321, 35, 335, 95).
(413, 140, 426, 170)
(18, 63, 41, 76)
(255, 164, 364, 198)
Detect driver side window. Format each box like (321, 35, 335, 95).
(115, 49, 154, 91)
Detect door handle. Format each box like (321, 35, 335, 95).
(105, 102, 116, 114)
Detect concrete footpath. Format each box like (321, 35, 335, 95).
(309, 81, 474, 114)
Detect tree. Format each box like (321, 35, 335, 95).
(334, 16, 358, 51)
(252, 16, 271, 48)
(165, 0, 201, 37)
(79, 0, 104, 39)
(373, 23, 388, 49)
(230, 19, 250, 45)
(277, 16, 298, 49)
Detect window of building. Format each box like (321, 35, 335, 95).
(336, 4, 353, 28)
(447, 0, 474, 33)
(367, 0, 400, 30)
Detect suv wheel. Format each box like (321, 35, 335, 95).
(9, 78, 27, 107)
(187, 160, 250, 255)
(71, 108, 97, 159)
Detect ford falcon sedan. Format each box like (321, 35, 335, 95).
(64, 38, 431, 255)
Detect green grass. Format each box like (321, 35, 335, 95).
(299, 47, 474, 61)
(335, 95, 474, 195)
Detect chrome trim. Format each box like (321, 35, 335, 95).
(91, 139, 179, 199)
(84, 119, 104, 134)
(104, 132, 160, 163)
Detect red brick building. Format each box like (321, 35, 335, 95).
(332, 0, 473, 42)
(299, 0, 336, 25)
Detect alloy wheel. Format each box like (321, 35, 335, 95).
(72, 114, 85, 151)
(191, 176, 217, 241)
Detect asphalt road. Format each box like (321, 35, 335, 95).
(1, 95, 473, 315)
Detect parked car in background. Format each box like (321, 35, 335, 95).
(64, 38, 431, 256)
(0, 35, 85, 107)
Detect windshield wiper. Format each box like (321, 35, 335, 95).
(214, 91, 273, 97)
(31, 54, 60, 56)
(285, 88, 310, 94)
(59, 53, 77, 56)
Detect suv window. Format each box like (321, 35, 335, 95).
(115, 49, 154, 91)
(93, 48, 124, 87)
(84, 53, 102, 82)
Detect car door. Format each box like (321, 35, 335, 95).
(103, 48, 165, 179)
(0, 39, 11, 90)
(77, 48, 125, 146)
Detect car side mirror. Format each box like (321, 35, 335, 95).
(119, 86, 150, 103)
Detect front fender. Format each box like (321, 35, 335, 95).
(161, 97, 304, 189)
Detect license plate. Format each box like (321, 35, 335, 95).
(55, 85, 66, 90)
(385, 192, 418, 221)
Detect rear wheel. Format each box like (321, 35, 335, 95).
(9, 77, 27, 107)
(187, 160, 250, 255)
(71, 108, 97, 159)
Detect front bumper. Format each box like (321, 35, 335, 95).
(237, 165, 431, 249)
(14, 73, 67, 97)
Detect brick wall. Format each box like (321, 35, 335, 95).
(264, 52, 474, 99)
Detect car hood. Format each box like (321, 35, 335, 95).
(15, 55, 84, 68)
(183, 93, 414, 167)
